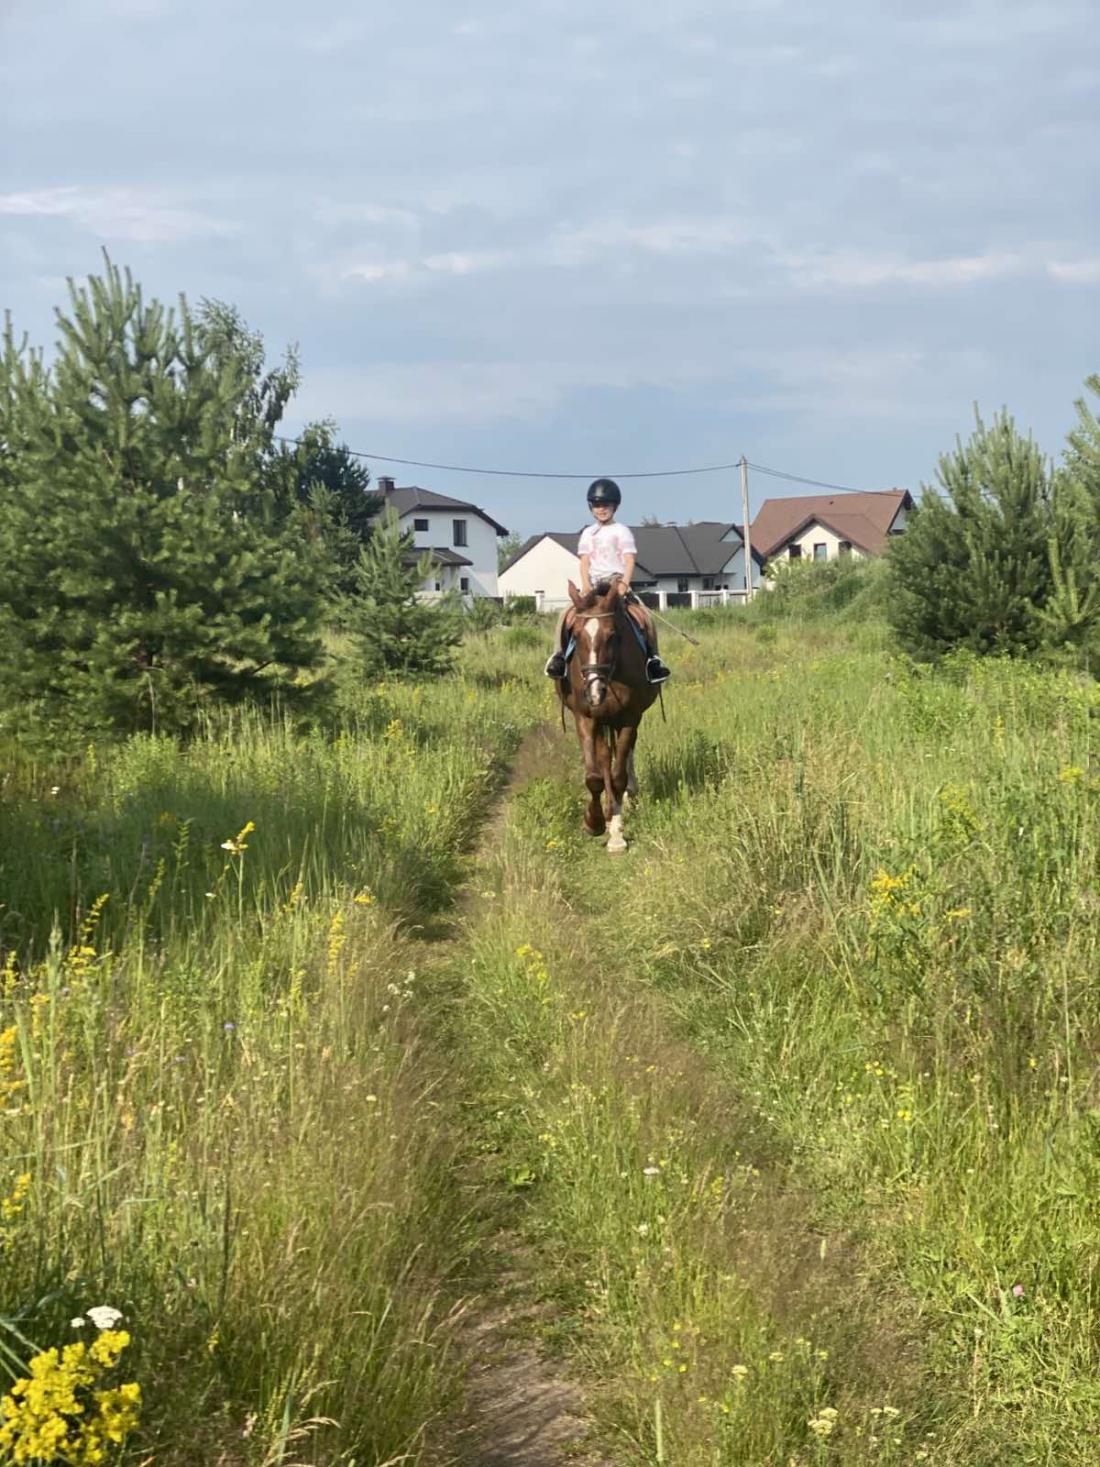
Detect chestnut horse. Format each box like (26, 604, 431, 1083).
(556, 579, 660, 853)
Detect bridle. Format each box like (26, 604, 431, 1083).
(576, 607, 621, 703)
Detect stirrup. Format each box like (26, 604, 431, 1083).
(544, 652, 568, 679)
(646, 657, 671, 685)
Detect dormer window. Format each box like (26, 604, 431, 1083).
(453, 519, 468, 547)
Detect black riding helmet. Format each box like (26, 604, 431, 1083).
(587, 477, 622, 507)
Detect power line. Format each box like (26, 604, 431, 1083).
(273, 435, 742, 481)
(746, 461, 892, 495)
(274, 431, 929, 498)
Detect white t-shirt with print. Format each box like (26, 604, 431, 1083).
(578, 521, 637, 583)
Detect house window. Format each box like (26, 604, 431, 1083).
(838, 540, 852, 557)
(453, 519, 468, 547)
(702, 577, 715, 590)
(434, 581, 441, 592)
(677, 577, 690, 593)
(414, 518, 429, 532)
(813, 543, 828, 561)
(460, 577, 470, 592)
(788, 544, 802, 560)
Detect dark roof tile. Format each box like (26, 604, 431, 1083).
(387, 484, 508, 536)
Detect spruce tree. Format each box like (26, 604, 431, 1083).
(0, 259, 325, 739)
(888, 409, 1053, 658)
(344, 510, 461, 679)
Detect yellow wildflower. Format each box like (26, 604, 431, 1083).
(0, 1330, 140, 1465)
(220, 820, 256, 856)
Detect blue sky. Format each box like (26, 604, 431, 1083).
(2, 0, 1097, 535)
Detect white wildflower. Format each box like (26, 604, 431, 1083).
(86, 1304, 124, 1330)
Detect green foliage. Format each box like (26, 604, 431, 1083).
(503, 595, 537, 616)
(746, 555, 889, 623)
(0, 670, 538, 1465)
(272, 421, 382, 595)
(1041, 376, 1100, 656)
(887, 409, 1054, 659)
(0, 260, 325, 741)
(453, 618, 1100, 1464)
(463, 597, 505, 634)
(502, 622, 542, 649)
(344, 509, 462, 679)
(496, 529, 524, 572)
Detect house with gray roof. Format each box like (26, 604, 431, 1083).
(498, 522, 763, 610)
(378, 476, 508, 600)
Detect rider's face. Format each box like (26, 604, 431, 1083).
(591, 503, 614, 523)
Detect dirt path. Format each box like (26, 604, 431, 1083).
(428, 721, 613, 1467)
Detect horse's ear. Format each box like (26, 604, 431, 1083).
(568, 580, 583, 608)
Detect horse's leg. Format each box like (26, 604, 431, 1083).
(606, 725, 637, 854)
(626, 745, 638, 801)
(575, 716, 606, 835)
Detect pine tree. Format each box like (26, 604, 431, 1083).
(0, 259, 325, 740)
(272, 422, 382, 597)
(888, 409, 1054, 659)
(1045, 376, 1100, 655)
(343, 510, 461, 679)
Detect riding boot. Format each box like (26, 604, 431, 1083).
(544, 651, 568, 679)
(646, 654, 672, 684)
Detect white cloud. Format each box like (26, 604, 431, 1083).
(343, 260, 415, 284)
(341, 249, 513, 285)
(546, 216, 753, 266)
(292, 363, 568, 426)
(0, 187, 232, 243)
(783, 249, 1027, 291)
(292, 351, 718, 429)
(423, 250, 512, 276)
(1048, 258, 1100, 285)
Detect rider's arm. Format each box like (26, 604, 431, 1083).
(579, 552, 592, 594)
(621, 552, 635, 591)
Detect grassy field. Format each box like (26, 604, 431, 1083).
(2, 611, 1099, 1463)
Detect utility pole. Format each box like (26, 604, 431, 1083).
(739, 456, 754, 602)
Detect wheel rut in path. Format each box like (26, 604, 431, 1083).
(432, 720, 612, 1467)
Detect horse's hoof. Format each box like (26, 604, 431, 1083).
(606, 837, 628, 854)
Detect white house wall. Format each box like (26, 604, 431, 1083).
(397, 506, 500, 596)
(499, 538, 581, 608)
(500, 533, 761, 608)
(773, 522, 868, 564)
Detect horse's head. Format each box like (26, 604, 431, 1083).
(568, 579, 624, 710)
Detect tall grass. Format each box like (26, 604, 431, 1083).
(6, 610, 1099, 1462)
(0, 655, 544, 1464)
(447, 619, 1100, 1463)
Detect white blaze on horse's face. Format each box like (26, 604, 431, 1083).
(579, 613, 612, 708)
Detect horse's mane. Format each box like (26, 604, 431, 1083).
(574, 580, 617, 612)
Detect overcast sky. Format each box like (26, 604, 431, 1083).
(2, 0, 1097, 534)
